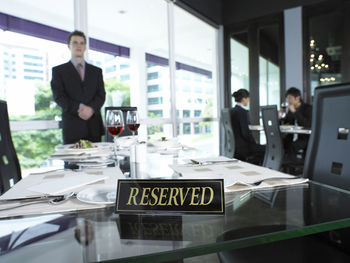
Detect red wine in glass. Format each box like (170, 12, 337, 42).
(127, 123, 140, 132)
(107, 126, 124, 136)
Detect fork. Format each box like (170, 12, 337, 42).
(249, 176, 301, 186)
(0, 192, 75, 211)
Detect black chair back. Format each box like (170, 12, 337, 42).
(0, 100, 21, 195)
(261, 105, 284, 170)
(221, 108, 235, 158)
(303, 83, 350, 189)
(104, 106, 137, 142)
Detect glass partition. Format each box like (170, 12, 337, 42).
(230, 33, 249, 106)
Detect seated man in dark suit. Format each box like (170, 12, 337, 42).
(230, 89, 265, 165)
(280, 87, 312, 164)
(51, 30, 106, 144)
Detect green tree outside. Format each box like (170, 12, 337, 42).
(11, 79, 130, 170)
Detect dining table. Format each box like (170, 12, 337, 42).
(0, 140, 349, 263)
(249, 124, 312, 135)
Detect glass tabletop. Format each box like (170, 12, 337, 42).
(1, 180, 350, 262)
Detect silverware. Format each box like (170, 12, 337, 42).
(51, 152, 87, 157)
(249, 176, 300, 186)
(0, 192, 72, 202)
(0, 192, 75, 211)
(189, 159, 239, 165)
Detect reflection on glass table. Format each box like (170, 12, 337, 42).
(2, 181, 350, 262)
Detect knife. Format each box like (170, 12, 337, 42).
(190, 159, 238, 165)
(0, 194, 66, 202)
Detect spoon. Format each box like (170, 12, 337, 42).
(49, 192, 75, 205)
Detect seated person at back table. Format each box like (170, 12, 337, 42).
(230, 89, 265, 165)
(280, 87, 312, 164)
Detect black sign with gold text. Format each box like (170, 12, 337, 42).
(115, 179, 224, 214)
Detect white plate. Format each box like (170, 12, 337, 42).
(77, 186, 117, 204)
(55, 142, 113, 152)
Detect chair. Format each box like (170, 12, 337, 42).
(302, 83, 350, 253)
(303, 83, 350, 188)
(221, 108, 235, 158)
(261, 105, 284, 170)
(104, 106, 137, 142)
(0, 100, 21, 195)
(217, 84, 350, 262)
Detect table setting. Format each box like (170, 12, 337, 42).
(0, 167, 124, 218)
(169, 156, 309, 192)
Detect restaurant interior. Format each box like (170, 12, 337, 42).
(1, 0, 350, 262)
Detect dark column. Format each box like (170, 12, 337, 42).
(248, 24, 260, 141)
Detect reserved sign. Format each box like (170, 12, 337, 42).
(115, 179, 225, 214)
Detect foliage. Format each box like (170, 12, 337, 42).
(199, 97, 213, 129)
(12, 130, 62, 169)
(104, 79, 130, 107)
(147, 111, 163, 136)
(11, 79, 130, 169)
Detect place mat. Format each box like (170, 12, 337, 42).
(0, 167, 124, 219)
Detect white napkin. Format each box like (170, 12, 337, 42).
(118, 136, 136, 148)
(169, 160, 309, 192)
(27, 173, 107, 195)
(147, 138, 182, 149)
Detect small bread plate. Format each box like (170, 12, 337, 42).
(77, 186, 116, 204)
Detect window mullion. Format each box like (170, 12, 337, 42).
(167, 0, 177, 137)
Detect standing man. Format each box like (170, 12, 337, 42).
(51, 30, 106, 144)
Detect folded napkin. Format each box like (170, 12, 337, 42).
(27, 173, 107, 195)
(169, 159, 309, 192)
(118, 136, 136, 148)
(147, 138, 183, 149)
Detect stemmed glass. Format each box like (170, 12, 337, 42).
(106, 110, 124, 158)
(126, 110, 140, 144)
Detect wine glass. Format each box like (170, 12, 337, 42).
(106, 110, 124, 158)
(126, 110, 140, 144)
(279, 101, 288, 119)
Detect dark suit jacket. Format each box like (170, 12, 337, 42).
(281, 101, 312, 148)
(230, 105, 257, 158)
(51, 61, 106, 144)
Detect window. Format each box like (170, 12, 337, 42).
(174, 5, 219, 154)
(194, 110, 201, 117)
(182, 86, 191, 92)
(194, 87, 202, 93)
(182, 72, 191, 80)
(148, 97, 163, 105)
(23, 69, 43, 73)
(120, 64, 129, 69)
(183, 123, 191, 134)
(230, 34, 249, 105)
(105, 65, 116, 73)
(148, 110, 163, 117)
(24, 62, 43, 66)
(147, 72, 159, 80)
(305, 2, 348, 96)
(0, 0, 73, 169)
(147, 84, 161, 92)
(24, 76, 43, 80)
(23, 54, 43, 60)
(120, 74, 130, 81)
(183, 110, 190, 118)
(194, 74, 202, 81)
(259, 24, 280, 107)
